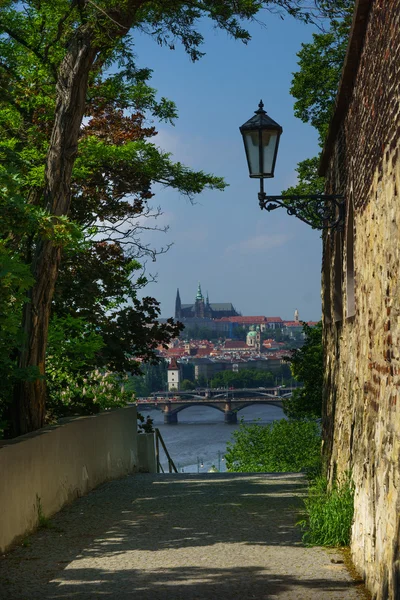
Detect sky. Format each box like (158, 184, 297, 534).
(132, 10, 324, 322)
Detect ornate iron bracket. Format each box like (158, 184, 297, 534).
(258, 191, 345, 230)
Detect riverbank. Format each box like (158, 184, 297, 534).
(145, 404, 286, 472)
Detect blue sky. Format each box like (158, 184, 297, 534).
(133, 12, 323, 322)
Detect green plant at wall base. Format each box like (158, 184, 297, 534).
(36, 495, 52, 529)
(298, 473, 354, 546)
(225, 419, 321, 473)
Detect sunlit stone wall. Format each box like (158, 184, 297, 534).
(322, 1, 400, 598)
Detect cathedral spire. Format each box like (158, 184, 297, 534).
(175, 288, 182, 319)
(196, 282, 203, 300)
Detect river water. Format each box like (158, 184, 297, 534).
(142, 404, 285, 473)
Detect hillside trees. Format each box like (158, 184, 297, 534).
(211, 369, 276, 389)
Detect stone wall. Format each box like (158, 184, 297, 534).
(322, 1, 400, 598)
(137, 432, 157, 473)
(0, 407, 138, 553)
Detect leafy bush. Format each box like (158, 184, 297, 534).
(225, 418, 321, 473)
(283, 322, 323, 419)
(137, 413, 154, 433)
(0, 243, 35, 436)
(298, 473, 354, 546)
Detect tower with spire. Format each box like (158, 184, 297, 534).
(194, 282, 205, 318)
(173, 284, 239, 320)
(204, 290, 212, 318)
(175, 288, 182, 320)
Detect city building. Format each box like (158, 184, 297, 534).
(167, 358, 181, 391)
(216, 315, 283, 331)
(175, 284, 239, 320)
(246, 325, 261, 352)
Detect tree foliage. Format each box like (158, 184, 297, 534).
(1, 0, 352, 435)
(127, 361, 168, 397)
(283, 322, 323, 419)
(290, 0, 354, 143)
(282, 0, 354, 197)
(225, 418, 321, 472)
(211, 368, 277, 389)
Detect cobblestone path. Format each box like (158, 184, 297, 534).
(0, 473, 368, 599)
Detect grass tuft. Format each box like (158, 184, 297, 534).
(36, 494, 52, 529)
(298, 472, 354, 546)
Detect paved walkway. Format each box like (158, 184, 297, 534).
(0, 473, 367, 599)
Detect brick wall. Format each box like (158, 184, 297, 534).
(322, 1, 400, 598)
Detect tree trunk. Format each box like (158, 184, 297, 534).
(12, 4, 144, 436)
(13, 30, 98, 435)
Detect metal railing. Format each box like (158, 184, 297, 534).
(155, 428, 178, 473)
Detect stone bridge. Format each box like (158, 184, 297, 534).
(152, 386, 297, 401)
(138, 392, 292, 425)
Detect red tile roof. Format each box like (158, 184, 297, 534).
(216, 316, 283, 324)
(224, 340, 248, 349)
(168, 358, 179, 370)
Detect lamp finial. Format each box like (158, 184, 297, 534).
(256, 99, 266, 114)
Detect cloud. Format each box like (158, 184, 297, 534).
(224, 233, 292, 256)
(177, 227, 209, 243)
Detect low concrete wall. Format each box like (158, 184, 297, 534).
(137, 433, 157, 473)
(0, 406, 138, 553)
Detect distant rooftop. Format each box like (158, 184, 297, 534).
(216, 316, 283, 324)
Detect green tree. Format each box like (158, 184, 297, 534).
(180, 379, 195, 391)
(1, 0, 353, 436)
(211, 368, 276, 389)
(283, 322, 323, 418)
(196, 375, 208, 388)
(0, 244, 34, 436)
(282, 1, 354, 199)
(226, 419, 321, 472)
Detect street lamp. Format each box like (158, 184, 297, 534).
(240, 99, 282, 181)
(240, 100, 345, 230)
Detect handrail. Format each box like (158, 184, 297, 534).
(155, 428, 178, 473)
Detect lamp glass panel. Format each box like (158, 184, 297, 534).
(243, 130, 260, 176)
(262, 131, 278, 175)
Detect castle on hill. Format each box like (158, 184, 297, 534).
(175, 283, 239, 320)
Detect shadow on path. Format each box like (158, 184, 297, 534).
(0, 473, 365, 599)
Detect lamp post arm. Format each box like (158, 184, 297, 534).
(258, 191, 345, 231)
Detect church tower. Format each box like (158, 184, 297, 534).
(194, 282, 205, 318)
(294, 308, 299, 323)
(167, 358, 181, 391)
(175, 289, 182, 319)
(255, 325, 261, 353)
(204, 291, 212, 318)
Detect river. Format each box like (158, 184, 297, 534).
(141, 404, 285, 473)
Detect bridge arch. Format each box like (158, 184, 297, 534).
(233, 401, 284, 413)
(161, 399, 285, 424)
(167, 402, 226, 416)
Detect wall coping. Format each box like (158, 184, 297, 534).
(0, 406, 133, 448)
